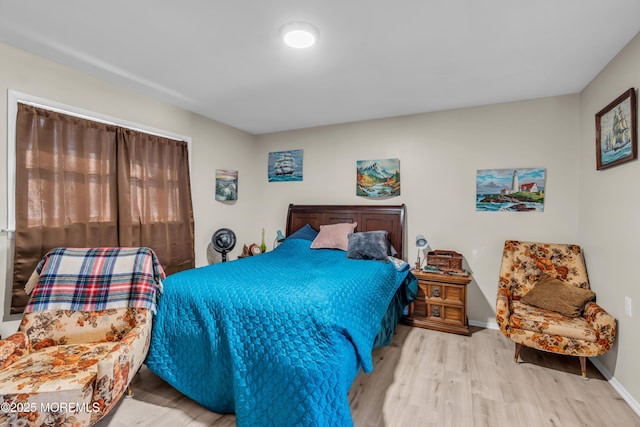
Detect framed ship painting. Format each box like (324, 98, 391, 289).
(215, 169, 238, 201)
(596, 88, 637, 170)
(476, 168, 545, 212)
(268, 149, 303, 182)
(356, 158, 400, 198)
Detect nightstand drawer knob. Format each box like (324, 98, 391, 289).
(432, 306, 441, 318)
(431, 287, 440, 298)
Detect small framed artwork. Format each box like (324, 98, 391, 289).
(596, 88, 637, 170)
(268, 149, 303, 182)
(215, 169, 238, 201)
(476, 168, 545, 212)
(356, 158, 400, 198)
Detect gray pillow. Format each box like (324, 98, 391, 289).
(346, 231, 390, 262)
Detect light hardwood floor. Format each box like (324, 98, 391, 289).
(96, 326, 640, 427)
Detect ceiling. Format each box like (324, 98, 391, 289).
(1, 1, 639, 135)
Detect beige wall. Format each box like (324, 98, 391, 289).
(0, 42, 257, 336)
(255, 95, 581, 327)
(578, 32, 640, 404)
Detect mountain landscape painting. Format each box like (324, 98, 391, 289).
(357, 158, 400, 198)
(476, 168, 545, 212)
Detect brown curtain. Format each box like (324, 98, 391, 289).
(11, 104, 194, 313)
(116, 128, 195, 276)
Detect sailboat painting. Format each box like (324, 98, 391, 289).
(596, 88, 637, 170)
(268, 149, 303, 182)
(356, 158, 400, 198)
(215, 169, 238, 201)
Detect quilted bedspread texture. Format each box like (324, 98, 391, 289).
(145, 238, 413, 426)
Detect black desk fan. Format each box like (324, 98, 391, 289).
(211, 228, 236, 262)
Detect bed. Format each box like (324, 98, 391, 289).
(145, 204, 417, 426)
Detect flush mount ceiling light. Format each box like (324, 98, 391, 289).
(280, 22, 319, 49)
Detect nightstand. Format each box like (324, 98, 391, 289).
(403, 269, 471, 336)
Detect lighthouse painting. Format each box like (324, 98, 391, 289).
(476, 168, 545, 212)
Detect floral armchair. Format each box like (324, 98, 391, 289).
(0, 247, 164, 426)
(496, 241, 616, 379)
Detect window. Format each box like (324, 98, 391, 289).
(7, 91, 194, 314)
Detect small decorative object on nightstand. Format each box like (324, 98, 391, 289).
(403, 267, 471, 336)
(260, 228, 267, 253)
(426, 250, 463, 273)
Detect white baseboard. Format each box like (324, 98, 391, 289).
(469, 318, 640, 418)
(589, 357, 640, 417)
(469, 319, 499, 330)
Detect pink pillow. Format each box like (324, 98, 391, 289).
(310, 222, 357, 251)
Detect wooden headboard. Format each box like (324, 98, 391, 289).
(286, 204, 406, 260)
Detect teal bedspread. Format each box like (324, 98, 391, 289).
(146, 238, 416, 426)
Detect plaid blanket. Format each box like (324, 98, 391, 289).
(24, 247, 165, 314)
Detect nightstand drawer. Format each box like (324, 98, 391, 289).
(412, 293, 427, 318)
(427, 303, 465, 326)
(403, 268, 471, 336)
(424, 282, 464, 305)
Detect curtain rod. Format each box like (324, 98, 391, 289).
(18, 100, 185, 142)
